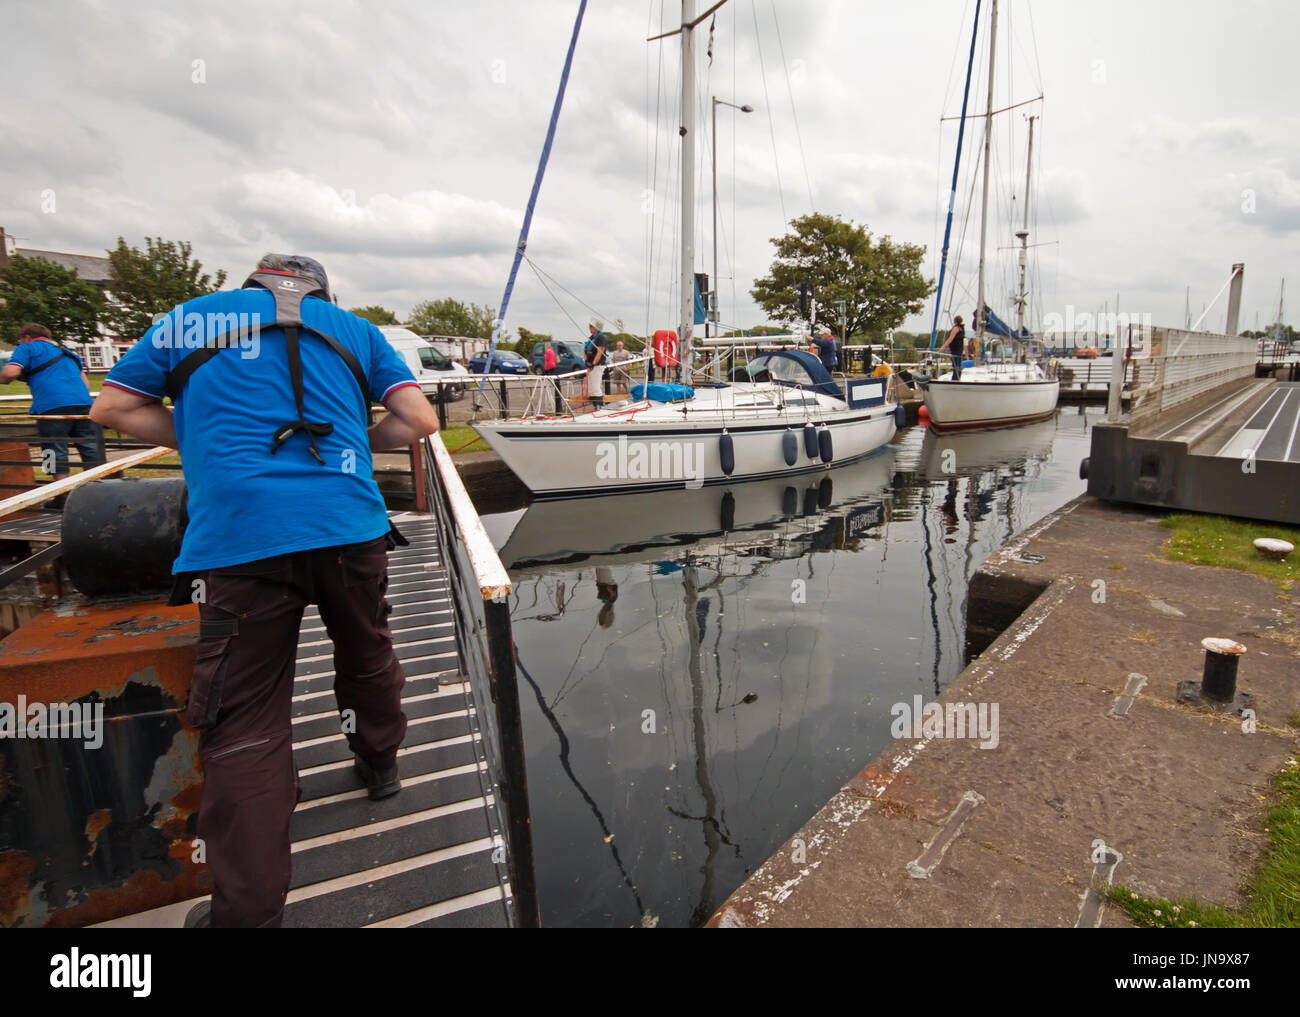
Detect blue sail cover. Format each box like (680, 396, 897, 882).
(694, 276, 707, 325)
(980, 305, 1031, 340)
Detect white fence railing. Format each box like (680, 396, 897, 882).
(1127, 327, 1257, 430)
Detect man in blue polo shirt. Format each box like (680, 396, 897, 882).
(0, 322, 104, 485)
(91, 254, 440, 928)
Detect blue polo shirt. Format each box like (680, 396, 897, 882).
(11, 339, 92, 414)
(103, 288, 419, 573)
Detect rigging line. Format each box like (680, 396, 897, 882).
(769, 0, 814, 210)
(524, 257, 585, 335)
(525, 255, 622, 329)
(1025, 0, 1044, 100)
(751, 0, 787, 226)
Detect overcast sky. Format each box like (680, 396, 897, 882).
(3, 0, 1297, 341)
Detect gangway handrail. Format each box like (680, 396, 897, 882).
(424, 434, 510, 600)
(0, 445, 174, 521)
(422, 432, 538, 927)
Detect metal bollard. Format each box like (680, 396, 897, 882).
(1177, 637, 1254, 713)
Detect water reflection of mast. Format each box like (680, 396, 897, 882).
(921, 480, 944, 696)
(672, 560, 738, 928)
(514, 651, 646, 918)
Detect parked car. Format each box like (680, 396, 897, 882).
(468, 348, 531, 376)
(379, 326, 471, 401)
(529, 339, 586, 374)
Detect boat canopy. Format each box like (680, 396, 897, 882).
(744, 350, 843, 398)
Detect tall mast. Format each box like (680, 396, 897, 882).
(1014, 113, 1035, 335)
(976, 0, 998, 344)
(679, 0, 696, 380)
(928, 0, 982, 350)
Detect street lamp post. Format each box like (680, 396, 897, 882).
(712, 96, 753, 380)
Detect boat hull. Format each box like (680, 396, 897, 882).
(922, 377, 1059, 432)
(474, 407, 898, 497)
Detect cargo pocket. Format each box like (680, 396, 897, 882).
(187, 614, 239, 729)
(341, 537, 392, 628)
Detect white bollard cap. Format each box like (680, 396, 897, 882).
(1253, 537, 1294, 561)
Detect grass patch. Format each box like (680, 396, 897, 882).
(437, 424, 489, 455)
(1105, 757, 1300, 928)
(1160, 513, 1300, 589)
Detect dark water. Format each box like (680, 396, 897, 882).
(481, 404, 1102, 927)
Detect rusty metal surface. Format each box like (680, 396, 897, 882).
(0, 599, 208, 927)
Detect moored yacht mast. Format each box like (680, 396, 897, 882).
(976, 0, 998, 350)
(679, 0, 696, 383)
(1014, 114, 1035, 335)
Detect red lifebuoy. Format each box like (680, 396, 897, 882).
(652, 329, 679, 368)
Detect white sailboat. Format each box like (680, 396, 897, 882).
(921, 0, 1059, 432)
(473, 0, 900, 497)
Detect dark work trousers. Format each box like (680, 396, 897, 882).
(189, 535, 407, 928)
(36, 405, 103, 474)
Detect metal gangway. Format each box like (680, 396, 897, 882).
(0, 418, 537, 928)
(1083, 324, 1300, 524)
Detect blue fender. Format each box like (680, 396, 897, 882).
(894, 403, 907, 429)
(782, 430, 798, 466)
(803, 423, 818, 458)
(818, 427, 833, 464)
(719, 431, 735, 476)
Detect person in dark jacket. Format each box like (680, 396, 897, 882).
(938, 315, 966, 380)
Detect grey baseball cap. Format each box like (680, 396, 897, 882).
(253, 253, 330, 296)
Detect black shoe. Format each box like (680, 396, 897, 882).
(184, 900, 212, 928)
(353, 754, 401, 800)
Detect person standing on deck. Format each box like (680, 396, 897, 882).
(584, 318, 607, 407)
(811, 328, 839, 372)
(90, 253, 441, 929)
(938, 315, 966, 381)
(0, 323, 104, 493)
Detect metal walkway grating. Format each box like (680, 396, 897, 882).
(280, 512, 513, 928)
(0, 511, 63, 542)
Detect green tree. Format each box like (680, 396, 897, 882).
(350, 305, 400, 325)
(750, 213, 932, 340)
(0, 254, 104, 344)
(513, 326, 553, 362)
(103, 237, 227, 339)
(407, 298, 506, 341)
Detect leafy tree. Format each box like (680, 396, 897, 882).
(407, 298, 506, 341)
(513, 326, 553, 362)
(104, 237, 227, 339)
(750, 213, 932, 340)
(0, 254, 104, 344)
(350, 305, 400, 325)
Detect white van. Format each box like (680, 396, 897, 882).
(378, 326, 471, 401)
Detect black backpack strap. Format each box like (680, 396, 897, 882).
(22, 342, 79, 378)
(161, 270, 375, 465)
(271, 324, 333, 464)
